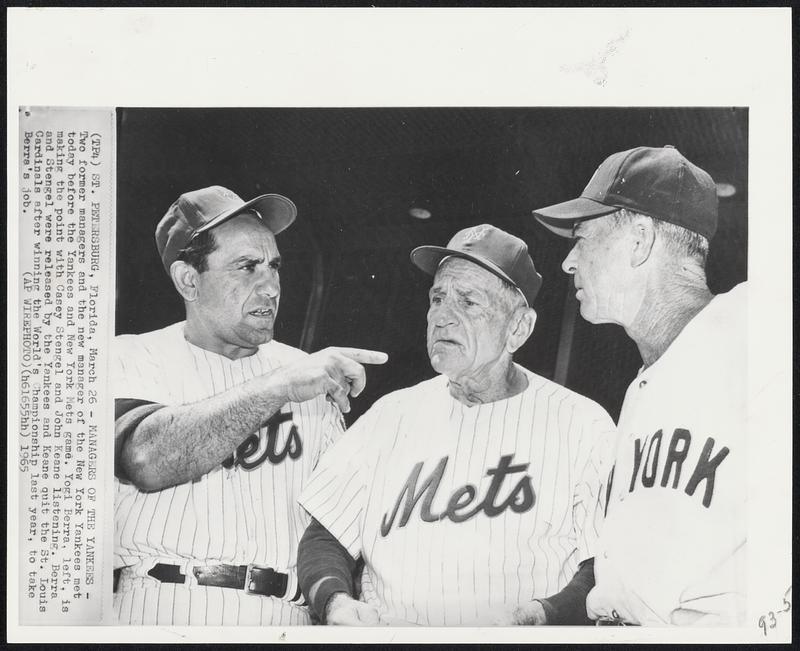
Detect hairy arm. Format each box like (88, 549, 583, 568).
(117, 371, 291, 491)
(117, 347, 387, 492)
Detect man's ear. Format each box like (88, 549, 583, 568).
(170, 260, 200, 302)
(630, 215, 656, 267)
(507, 307, 537, 354)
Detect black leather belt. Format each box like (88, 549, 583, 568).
(148, 562, 301, 601)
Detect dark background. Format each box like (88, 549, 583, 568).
(116, 107, 747, 423)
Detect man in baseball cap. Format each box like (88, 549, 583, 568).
(112, 185, 387, 626)
(155, 185, 298, 273)
(296, 224, 616, 627)
(532, 146, 747, 626)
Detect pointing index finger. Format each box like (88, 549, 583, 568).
(332, 347, 389, 365)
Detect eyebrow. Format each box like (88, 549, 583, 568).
(429, 285, 483, 299)
(229, 254, 281, 266)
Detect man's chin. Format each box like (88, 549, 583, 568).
(244, 328, 274, 347)
(428, 352, 460, 378)
(578, 306, 615, 326)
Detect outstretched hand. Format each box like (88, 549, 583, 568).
(274, 347, 388, 413)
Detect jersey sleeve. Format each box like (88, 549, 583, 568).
(114, 398, 165, 483)
(297, 401, 383, 560)
(111, 335, 168, 403)
(314, 401, 346, 467)
(571, 401, 618, 564)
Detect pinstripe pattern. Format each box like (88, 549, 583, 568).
(112, 322, 342, 625)
(298, 368, 616, 626)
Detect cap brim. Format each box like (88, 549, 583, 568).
(197, 193, 298, 235)
(410, 245, 520, 293)
(532, 197, 618, 238)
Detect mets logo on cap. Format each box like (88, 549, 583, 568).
(463, 225, 491, 243)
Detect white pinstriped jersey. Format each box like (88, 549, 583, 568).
(112, 322, 343, 625)
(587, 283, 747, 626)
(298, 367, 616, 626)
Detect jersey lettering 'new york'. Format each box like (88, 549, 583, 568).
(589, 283, 747, 626)
(626, 429, 729, 508)
(112, 322, 342, 625)
(299, 370, 616, 626)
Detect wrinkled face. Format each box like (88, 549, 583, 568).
(561, 215, 631, 324)
(191, 213, 281, 357)
(427, 257, 514, 382)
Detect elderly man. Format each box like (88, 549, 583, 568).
(533, 146, 746, 626)
(112, 185, 386, 625)
(296, 224, 616, 626)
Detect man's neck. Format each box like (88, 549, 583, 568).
(183, 318, 256, 361)
(448, 360, 528, 407)
(627, 272, 713, 368)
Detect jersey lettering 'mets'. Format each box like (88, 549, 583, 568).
(380, 453, 535, 536)
(627, 428, 730, 508)
(222, 410, 303, 471)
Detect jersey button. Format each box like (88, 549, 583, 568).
(639, 379, 647, 389)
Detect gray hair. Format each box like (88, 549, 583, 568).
(611, 208, 709, 266)
(495, 278, 528, 315)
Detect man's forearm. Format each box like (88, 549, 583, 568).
(538, 557, 595, 625)
(118, 371, 289, 491)
(297, 518, 356, 622)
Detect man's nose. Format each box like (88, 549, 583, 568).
(562, 246, 578, 275)
(430, 302, 457, 327)
(256, 268, 280, 298)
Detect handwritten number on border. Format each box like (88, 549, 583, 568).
(759, 586, 791, 636)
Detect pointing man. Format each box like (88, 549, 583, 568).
(113, 186, 386, 625)
(296, 225, 616, 626)
(533, 146, 746, 625)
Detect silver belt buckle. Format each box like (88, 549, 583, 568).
(244, 563, 264, 595)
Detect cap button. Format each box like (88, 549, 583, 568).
(664, 144, 676, 149)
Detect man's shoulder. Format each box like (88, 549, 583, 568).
(524, 368, 615, 424)
(114, 322, 185, 358)
(258, 339, 309, 363)
(355, 375, 445, 422)
(346, 376, 445, 446)
(376, 375, 445, 406)
(690, 281, 747, 352)
(710, 281, 747, 324)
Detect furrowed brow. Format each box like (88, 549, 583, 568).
(456, 287, 486, 301)
(231, 255, 263, 266)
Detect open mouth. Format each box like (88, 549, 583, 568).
(248, 308, 274, 318)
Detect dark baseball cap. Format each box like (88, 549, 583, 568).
(410, 224, 542, 307)
(532, 146, 718, 241)
(156, 185, 297, 272)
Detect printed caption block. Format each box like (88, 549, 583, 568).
(18, 107, 115, 625)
